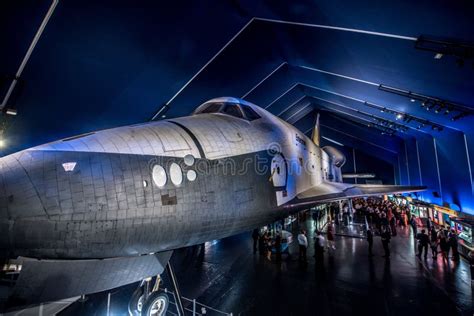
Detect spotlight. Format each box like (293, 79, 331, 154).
(5, 109, 17, 116)
(452, 113, 465, 121)
(396, 113, 403, 120)
(380, 108, 385, 113)
(434, 53, 443, 59)
(410, 99, 416, 102)
(0, 139, 5, 148)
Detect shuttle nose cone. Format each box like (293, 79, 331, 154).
(0, 151, 46, 221)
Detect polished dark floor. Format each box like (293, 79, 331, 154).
(63, 218, 473, 316)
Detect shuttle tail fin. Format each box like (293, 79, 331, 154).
(311, 113, 320, 147)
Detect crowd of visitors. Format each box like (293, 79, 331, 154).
(252, 197, 463, 265)
(353, 197, 461, 262)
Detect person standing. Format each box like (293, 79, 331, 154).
(258, 230, 266, 256)
(381, 227, 391, 258)
(410, 216, 418, 239)
(314, 230, 325, 261)
(449, 231, 460, 261)
(265, 232, 273, 261)
(252, 228, 259, 254)
(389, 216, 397, 236)
(439, 230, 449, 261)
(275, 233, 282, 262)
(430, 227, 438, 259)
(367, 227, 374, 257)
(444, 228, 452, 259)
(417, 229, 429, 260)
(326, 225, 336, 250)
(297, 229, 308, 262)
(468, 251, 474, 285)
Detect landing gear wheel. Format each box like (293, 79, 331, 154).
(142, 292, 169, 316)
(128, 287, 145, 316)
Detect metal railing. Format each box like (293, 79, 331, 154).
(163, 288, 232, 316)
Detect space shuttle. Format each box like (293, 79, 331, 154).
(0, 97, 424, 311)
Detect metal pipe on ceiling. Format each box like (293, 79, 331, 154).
(0, 0, 59, 111)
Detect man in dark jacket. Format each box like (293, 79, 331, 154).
(252, 228, 260, 254)
(381, 227, 391, 258)
(410, 216, 418, 239)
(449, 231, 460, 261)
(367, 227, 374, 257)
(417, 229, 430, 259)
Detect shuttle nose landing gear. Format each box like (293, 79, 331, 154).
(128, 275, 169, 316)
(142, 291, 169, 316)
(128, 260, 184, 316)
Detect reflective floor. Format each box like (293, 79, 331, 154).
(63, 218, 473, 315)
(172, 219, 472, 316)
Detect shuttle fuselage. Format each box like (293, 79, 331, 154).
(0, 98, 340, 259)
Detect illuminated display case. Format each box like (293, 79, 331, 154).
(452, 219, 474, 248)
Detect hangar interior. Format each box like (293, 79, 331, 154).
(1, 1, 474, 315)
(2, 0, 473, 214)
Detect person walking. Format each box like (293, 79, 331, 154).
(298, 229, 308, 262)
(444, 228, 452, 259)
(274, 233, 282, 262)
(430, 227, 438, 259)
(264, 232, 272, 261)
(449, 231, 460, 261)
(381, 227, 391, 258)
(314, 230, 325, 261)
(468, 251, 474, 285)
(410, 216, 418, 239)
(252, 228, 259, 254)
(258, 230, 266, 256)
(367, 227, 374, 257)
(389, 216, 397, 236)
(439, 230, 449, 261)
(416, 229, 429, 260)
(326, 225, 336, 250)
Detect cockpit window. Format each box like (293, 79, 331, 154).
(222, 104, 243, 118)
(241, 105, 261, 121)
(195, 101, 260, 121)
(200, 102, 223, 113)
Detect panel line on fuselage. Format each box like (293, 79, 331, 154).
(168, 121, 206, 159)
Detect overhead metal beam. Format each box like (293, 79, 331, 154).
(293, 64, 460, 131)
(254, 17, 418, 41)
(285, 102, 312, 122)
(304, 123, 398, 154)
(1, 0, 59, 110)
(307, 99, 399, 135)
(156, 16, 418, 116)
(241, 62, 287, 98)
(157, 17, 256, 117)
(276, 95, 306, 117)
(265, 83, 300, 109)
(302, 88, 426, 134)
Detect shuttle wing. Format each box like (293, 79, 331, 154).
(290, 181, 426, 207)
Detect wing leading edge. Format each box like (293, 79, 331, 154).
(290, 181, 426, 208)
